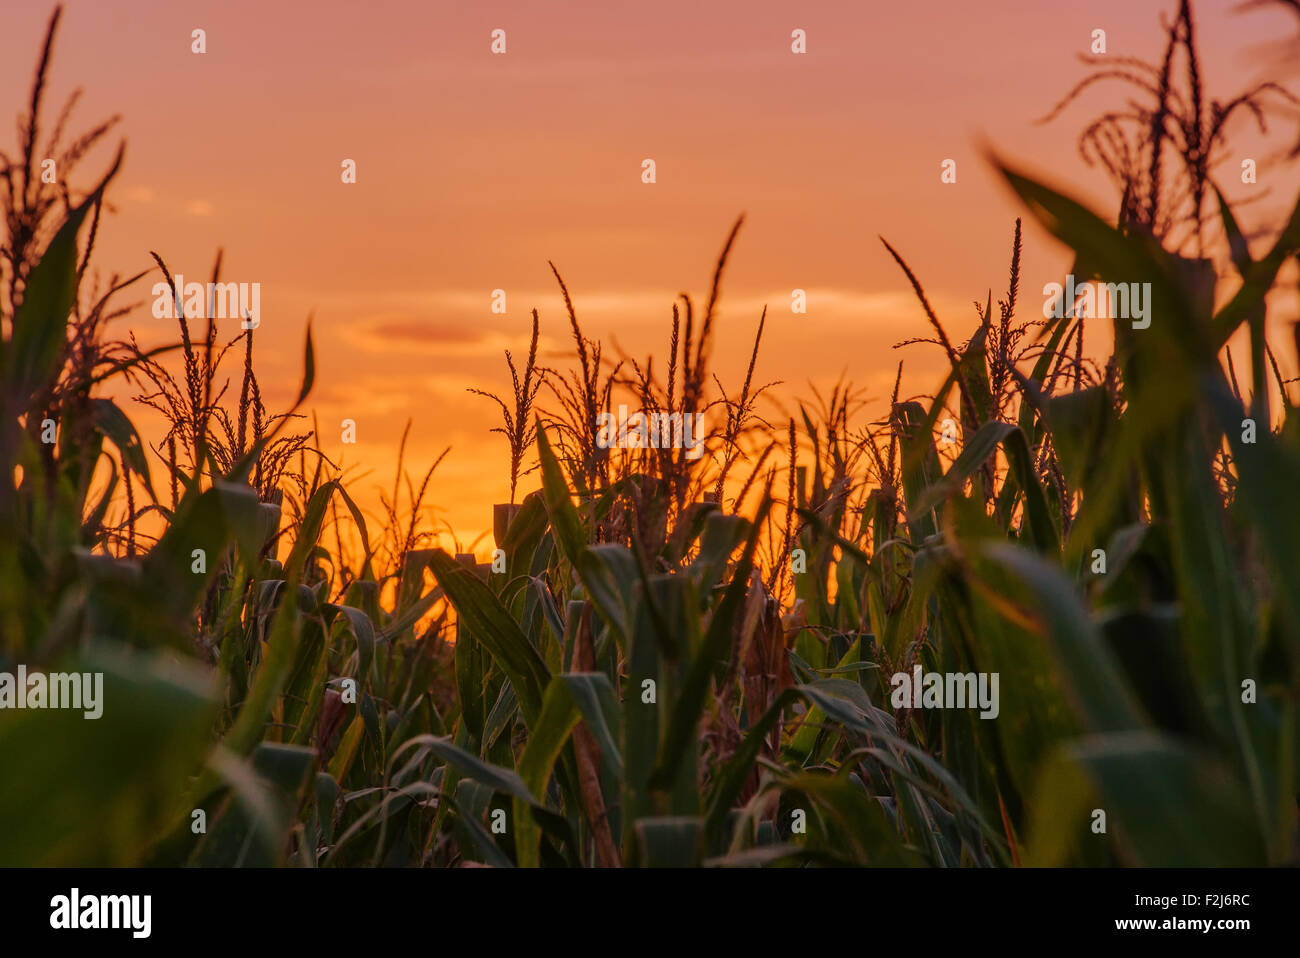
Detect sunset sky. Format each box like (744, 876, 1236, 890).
(4, 0, 1298, 552)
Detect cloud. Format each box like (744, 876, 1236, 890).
(370, 319, 486, 345)
(311, 286, 967, 324)
(317, 287, 977, 384)
(337, 314, 544, 359)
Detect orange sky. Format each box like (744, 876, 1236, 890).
(4, 0, 1299, 552)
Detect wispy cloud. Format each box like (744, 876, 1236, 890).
(312, 287, 970, 327)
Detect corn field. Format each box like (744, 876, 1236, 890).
(1, 1, 1298, 870)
